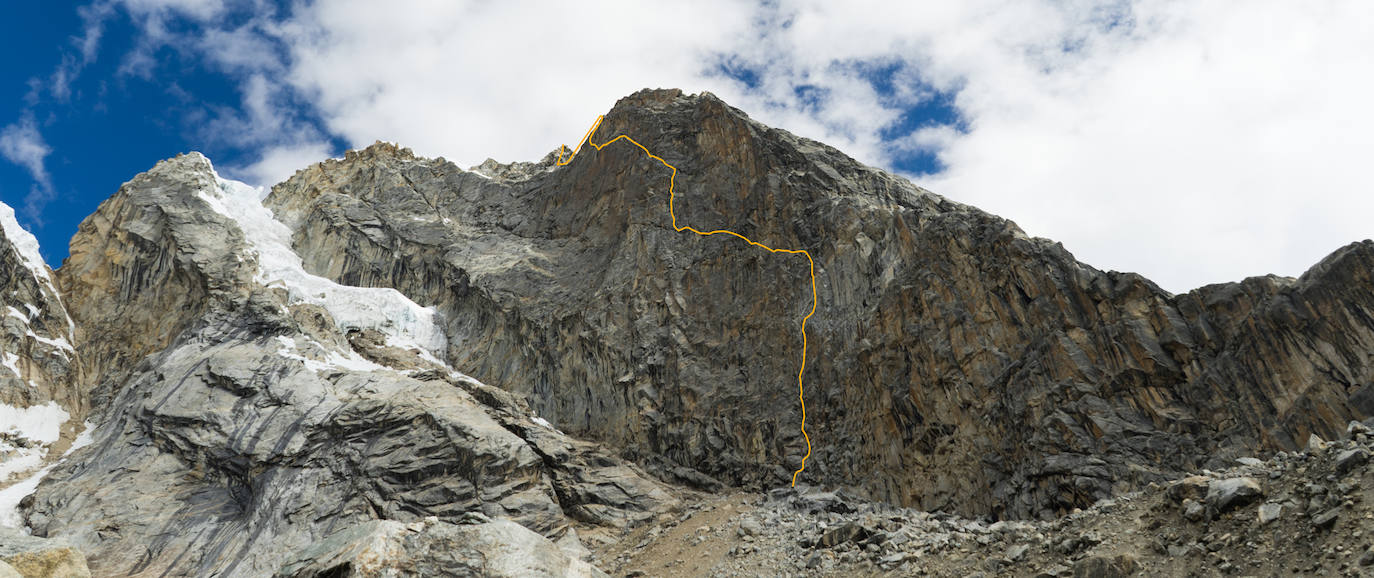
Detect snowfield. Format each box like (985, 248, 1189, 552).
(198, 168, 449, 369)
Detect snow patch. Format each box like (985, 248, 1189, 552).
(0, 420, 93, 530)
(26, 331, 73, 353)
(0, 444, 45, 484)
(532, 416, 554, 429)
(198, 168, 448, 364)
(275, 335, 385, 374)
(0, 401, 70, 526)
(0, 203, 52, 286)
(0, 460, 54, 528)
(0, 401, 69, 445)
(64, 421, 95, 456)
(2, 352, 22, 380)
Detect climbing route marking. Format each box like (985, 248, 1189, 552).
(556, 115, 817, 486)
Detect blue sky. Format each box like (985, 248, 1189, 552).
(0, 3, 248, 262)
(2, 1, 1373, 293)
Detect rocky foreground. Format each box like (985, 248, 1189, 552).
(593, 420, 1374, 577)
(10, 417, 1374, 577)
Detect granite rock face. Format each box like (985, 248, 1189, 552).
(263, 88, 1374, 519)
(16, 154, 675, 576)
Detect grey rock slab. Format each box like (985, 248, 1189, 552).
(1206, 477, 1263, 512)
(19, 149, 684, 577)
(1333, 448, 1369, 475)
(274, 519, 606, 578)
(1312, 508, 1341, 529)
(1258, 502, 1282, 525)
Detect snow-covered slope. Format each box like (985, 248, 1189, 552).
(0, 204, 53, 287)
(198, 171, 448, 368)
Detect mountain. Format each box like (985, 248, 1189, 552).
(261, 89, 1374, 519)
(1, 88, 1372, 576)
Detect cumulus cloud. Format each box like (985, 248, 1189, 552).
(229, 140, 333, 189)
(277, 0, 760, 163)
(78, 0, 1374, 290)
(0, 116, 56, 223)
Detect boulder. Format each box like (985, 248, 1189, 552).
(1205, 478, 1263, 512)
(1312, 508, 1341, 529)
(1182, 499, 1205, 522)
(817, 522, 871, 548)
(1168, 476, 1212, 503)
(1258, 503, 1282, 525)
(1072, 554, 1138, 578)
(0, 529, 91, 578)
(1334, 448, 1369, 475)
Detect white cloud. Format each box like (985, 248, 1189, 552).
(0, 118, 52, 189)
(0, 116, 57, 223)
(228, 140, 333, 188)
(271, 0, 762, 165)
(117, 0, 226, 21)
(907, 1, 1374, 291)
(93, 0, 1374, 291)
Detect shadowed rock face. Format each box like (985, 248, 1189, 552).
(263, 88, 1374, 519)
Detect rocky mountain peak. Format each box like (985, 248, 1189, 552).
(57, 150, 255, 407)
(346, 140, 419, 163)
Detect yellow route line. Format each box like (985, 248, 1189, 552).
(556, 115, 816, 486)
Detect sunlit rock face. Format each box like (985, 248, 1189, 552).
(21, 153, 672, 576)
